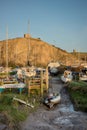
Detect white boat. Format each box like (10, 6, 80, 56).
(50, 67, 59, 76)
(17, 67, 36, 79)
(48, 61, 60, 76)
(79, 67, 87, 81)
(79, 74, 87, 81)
(61, 70, 73, 83)
(0, 82, 25, 89)
(48, 62, 60, 68)
(44, 93, 61, 108)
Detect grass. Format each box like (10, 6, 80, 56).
(68, 81, 87, 112)
(0, 93, 41, 129)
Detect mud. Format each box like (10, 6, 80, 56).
(20, 77, 87, 130)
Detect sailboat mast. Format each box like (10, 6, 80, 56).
(27, 21, 30, 66)
(85, 56, 86, 63)
(6, 26, 8, 73)
(0, 44, 1, 66)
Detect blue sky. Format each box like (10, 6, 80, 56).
(0, 0, 87, 52)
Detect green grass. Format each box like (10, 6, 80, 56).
(69, 81, 87, 87)
(68, 81, 87, 112)
(0, 93, 41, 129)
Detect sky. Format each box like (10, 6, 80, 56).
(0, 0, 87, 52)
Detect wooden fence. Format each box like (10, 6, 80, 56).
(27, 68, 49, 96)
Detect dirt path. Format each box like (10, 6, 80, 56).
(20, 77, 87, 130)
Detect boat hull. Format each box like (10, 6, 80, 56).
(44, 94, 61, 108)
(61, 76, 72, 83)
(79, 75, 87, 81)
(50, 95, 61, 104)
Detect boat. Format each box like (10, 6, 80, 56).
(48, 61, 60, 76)
(79, 74, 87, 81)
(43, 92, 61, 108)
(50, 67, 59, 76)
(61, 70, 73, 83)
(79, 67, 87, 81)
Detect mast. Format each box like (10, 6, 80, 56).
(85, 56, 86, 63)
(0, 28, 1, 66)
(0, 44, 1, 66)
(27, 21, 30, 66)
(6, 26, 8, 74)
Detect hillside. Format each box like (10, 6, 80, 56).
(74, 52, 87, 61)
(71, 51, 87, 65)
(0, 34, 79, 67)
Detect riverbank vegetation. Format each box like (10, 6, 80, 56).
(0, 93, 41, 129)
(67, 81, 87, 112)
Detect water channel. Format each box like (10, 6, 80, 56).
(20, 77, 87, 130)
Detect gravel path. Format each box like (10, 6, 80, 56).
(20, 77, 87, 130)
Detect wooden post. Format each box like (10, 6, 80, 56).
(26, 77, 30, 97)
(19, 88, 22, 95)
(28, 80, 30, 97)
(40, 70, 43, 96)
(46, 66, 49, 92)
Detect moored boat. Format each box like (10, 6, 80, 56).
(50, 67, 59, 76)
(43, 93, 61, 108)
(61, 70, 73, 83)
(79, 74, 87, 81)
(79, 66, 87, 81)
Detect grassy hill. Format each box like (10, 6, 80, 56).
(0, 34, 80, 67)
(71, 51, 87, 63)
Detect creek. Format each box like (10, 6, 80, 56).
(20, 77, 87, 130)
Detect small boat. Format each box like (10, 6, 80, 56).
(61, 70, 73, 83)
(50, 67, 59, 76)
(79, 67, 87, 81)
(43, 93, 61, 108)
(79, 74, 87, 81)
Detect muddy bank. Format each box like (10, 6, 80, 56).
(20, 77, 87, 130)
